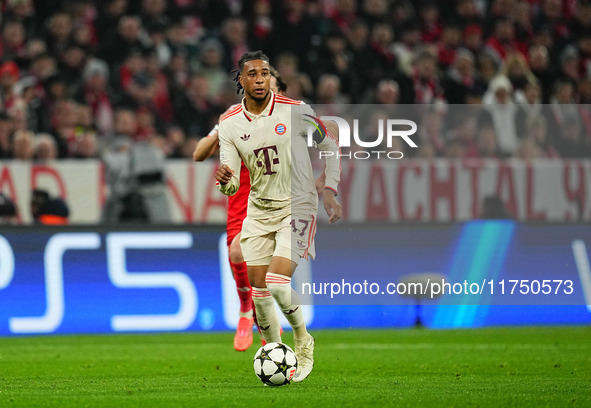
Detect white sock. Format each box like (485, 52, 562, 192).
(252, 287, 281, 343)
(265, 273, 309, 347)
(238, 310, 253, 319)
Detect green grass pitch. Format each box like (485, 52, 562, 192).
(1, 326, 590, 407)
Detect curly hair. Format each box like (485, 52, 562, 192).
(233, 50, 270, 94)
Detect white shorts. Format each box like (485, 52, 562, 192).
(240, 212, 317, 266)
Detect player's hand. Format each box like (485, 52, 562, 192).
(215, 164, 234, 185)
(323, 189, 342, 224)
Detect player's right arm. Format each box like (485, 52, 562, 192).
(215, 122, 241, 196)
(193, 125, 220, 161)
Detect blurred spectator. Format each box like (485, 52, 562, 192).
(219, 17, 249, 71)
(164, 50, 190, 100)
(135, 106, 158, 140)
(445, 113, 479, 158)
(315, 74, 348, 104)
(144, 50, 174, 123)
(394, 21, 422, 76)
(113, 107, 139, 141)
(555, 116, 591, 158)
(533, 0, 570, 49)
(78, 59, 114, 136)
(411, 51, 443, 104)
(174, 73, 216, 138)
(146, 21, 171, 66)
(502, 53, 535, 92)
(483, 75, 520, 155)
(72, 130, 98, 159)
(33, 133, 58, 161)
(180, 136, 199, 159)
(17, 76, 43, 132)
(1, 19, 27, 62)
(164, 126, 186, 158)
(95, 0, 129, 45)
(369, 79, 400, 105)
(524, 116, 559, 158)
(368, 22, 398, 83)
(346, 20, 374, 92)
(485, 17, 527, 61)
(438, 23, 462, 70)
(58, 43, 88, 94)
(514, 137, 542, 160)
(30, 189, 70, 225)
(442, 48, 478, 104)
(454, 0, 482, 27)
(481, 194, 512, 219)
(419, 1, 442, 43)
(100, 15, 146, 67)
(46, 12, 73, 57)
(0, 113, 14, 158)
(477, 49, 501, 84)
(0, 61, 23, 112)
(528, 45, 555, 102)
(415, 140, 437, 159)
(416, 107, 445, 156)
(572, 0, 591, 39)
(515, 79, 543, 135)
(3, 0, 36, 40)
(329, 0, 358, 33)
(275, 52, 313, 100)
(513, 0, 534, 44)
(196, 39, 230, 99)
(463, 24, 483, 55)
(30, 52, 58, 84)
(578, 33, 591, 81)
(12, 129, 34, 160)
(475, 126, 500, 159)
(0, 193, 18, 225)
(312, 28, 360, 99)
(443, 137, 466, 159)
(49, 99, 78, 157)
(141, 0, 169, 28)
(248, 0, 274, 53)
(559, 45, 580, 82)
(166, 18, 199, 68)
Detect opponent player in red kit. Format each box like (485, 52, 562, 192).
(193, 68, 288, 351)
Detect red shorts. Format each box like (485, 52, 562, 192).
(226, 163, 249, 247)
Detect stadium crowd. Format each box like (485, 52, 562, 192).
(0, 0, 590, 161)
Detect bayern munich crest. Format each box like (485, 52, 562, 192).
(275, 123, 286, 135)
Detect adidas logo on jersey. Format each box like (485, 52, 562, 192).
(241, 134, 250, 141)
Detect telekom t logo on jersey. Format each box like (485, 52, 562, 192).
(254, 145, 279, 175)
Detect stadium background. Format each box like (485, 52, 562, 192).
(1, 0, 591, 336)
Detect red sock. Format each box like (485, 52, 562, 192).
(230, 260, 252, 314)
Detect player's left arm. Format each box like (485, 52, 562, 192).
(317, 119, 342, 224)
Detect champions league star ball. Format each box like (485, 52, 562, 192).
(253, 342, 298, 386)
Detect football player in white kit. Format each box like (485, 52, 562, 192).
(215, 50, 341, 382)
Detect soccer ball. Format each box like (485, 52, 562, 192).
(253, 342, 298, 386)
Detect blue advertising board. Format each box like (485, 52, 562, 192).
(0, 222, 590, 336)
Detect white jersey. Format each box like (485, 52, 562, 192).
(217, 91, 340, 219)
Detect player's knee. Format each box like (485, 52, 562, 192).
(228, 244, 243, 263)
(228, 236, 244, 263)
(249, 266, 267, 288)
